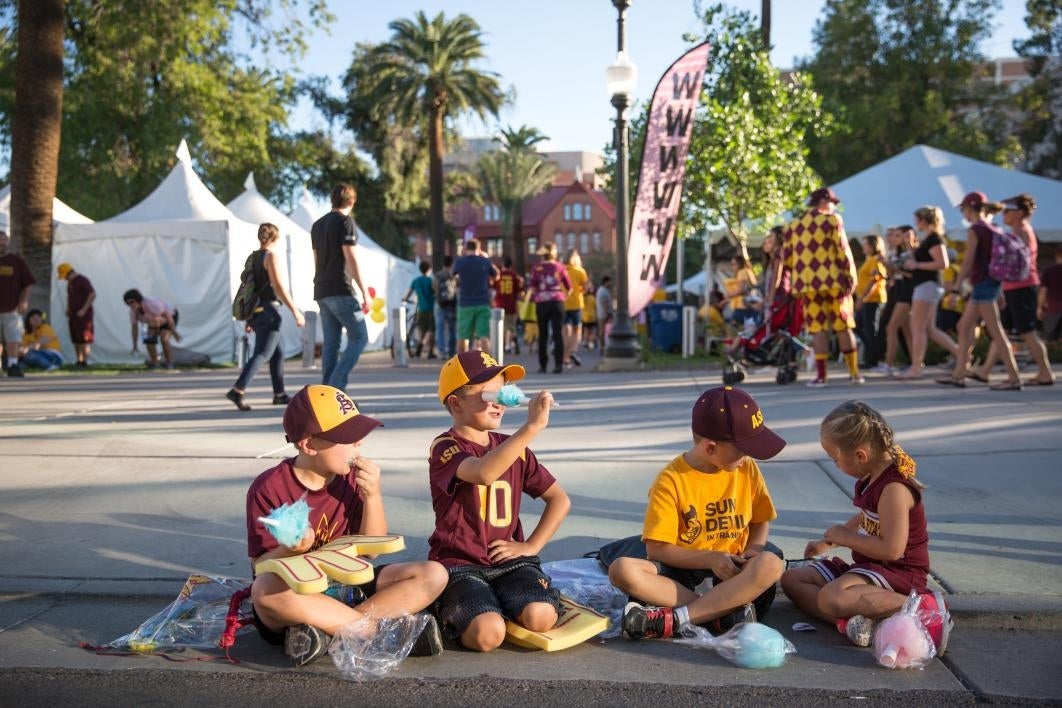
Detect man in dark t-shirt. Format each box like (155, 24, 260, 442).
(492, 257, 524, 355)
(1041, 249, 1062, 342)
(0, 230, 35, 377)
(452, 239, 499, 353)
(311, 184, 369, 392)
(58, 263, 96, 366)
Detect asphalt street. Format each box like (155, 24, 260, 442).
(0, 348, 1060, 706)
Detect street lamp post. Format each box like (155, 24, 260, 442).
(604, 0, 639, 362)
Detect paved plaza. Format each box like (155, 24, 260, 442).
(0, 349, 1060, 705)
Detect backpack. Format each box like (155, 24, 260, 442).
(232, 251, 265, 321)
(435, 270, 458, 307)
(988, 230, 1031, 282)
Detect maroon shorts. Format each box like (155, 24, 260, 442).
(810, 556, 927, 595)
(69, 315, 94, 344)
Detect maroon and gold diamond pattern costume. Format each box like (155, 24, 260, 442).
(782, 209, 855, 334)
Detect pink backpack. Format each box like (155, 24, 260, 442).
(988, 230, 1031, 282)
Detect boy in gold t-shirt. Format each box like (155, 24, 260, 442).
(610, 386, 786, 639)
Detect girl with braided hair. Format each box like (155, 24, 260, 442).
(781, 401, 953, 654)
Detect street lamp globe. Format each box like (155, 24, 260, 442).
(606, 51, 638, 99)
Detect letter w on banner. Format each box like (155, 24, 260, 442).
(627, 42, 710, 317)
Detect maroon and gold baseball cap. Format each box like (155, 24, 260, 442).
(438, 350, 525, 403)
(691, 386, 786, 460)
(807, 187, 840, 205)
(955, 191, 988, 210)
(283, 384, 382, 444)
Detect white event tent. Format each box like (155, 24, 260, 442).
(287, 189, 420, 351)
(832, 145, 1062, 242)
(51, 141, 259, 363)
(0, 184, 95, 231)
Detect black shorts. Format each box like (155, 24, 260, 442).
(655, 542, 783, 622)
(1003, 286, 1038, 335)
(251, 570, 381, 645)
(436, 556, 562, 638)
(563, 309, 583, 326)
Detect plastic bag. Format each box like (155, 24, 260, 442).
(676, 621, 796, 668)
(542, 558, 628, 639)
(872, 591, 936, 669)
(106, 575, 252, 653)
(329, 612, 429, 680)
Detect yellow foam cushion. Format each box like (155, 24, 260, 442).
(504, 596, 610, 652)
(254, 535, 405, 595)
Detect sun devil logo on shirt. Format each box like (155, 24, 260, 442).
(680, 504, 702, 544)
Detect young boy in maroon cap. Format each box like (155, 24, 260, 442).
(610, 385, 786, 640)
(428, 350, 570, 652)
(247, 384, 448, 666)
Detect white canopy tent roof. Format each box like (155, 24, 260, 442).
(51, 141, 259, 363)
(287, 188, 420, 351)
(832, 145, 1062, 241)
(0, 183, 94, 231)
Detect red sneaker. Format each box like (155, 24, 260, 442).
(918, 591, 953, 656)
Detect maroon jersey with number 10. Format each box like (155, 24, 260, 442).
(427, 429, 556, 568)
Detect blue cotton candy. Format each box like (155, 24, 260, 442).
(259, 498, 311, 549)
(482, 383, 530, 407)
(725, 623, 791, 669)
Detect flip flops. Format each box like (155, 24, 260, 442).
(989, 380, 1023, 391)
(935, 377, 966, 388)
(1025, 378, 1056, 387)
(965, 372, 989, 384)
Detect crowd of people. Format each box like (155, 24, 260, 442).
(716, 187, 1058, 389)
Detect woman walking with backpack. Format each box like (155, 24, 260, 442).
(966, 193, 1053, 387)
(226, 223, 304, 411)
(936, 192, 1022, 391)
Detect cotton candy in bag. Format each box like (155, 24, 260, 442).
(872, 591, 936, 669)
(676, 621, 796, 668)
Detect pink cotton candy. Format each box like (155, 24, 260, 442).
(872, 594, 935, 669)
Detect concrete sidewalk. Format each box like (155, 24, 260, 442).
(0, 350, 1060, 703)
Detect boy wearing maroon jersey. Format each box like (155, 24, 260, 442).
(428, 350, 571, 652)
(247, 385, 448, 666)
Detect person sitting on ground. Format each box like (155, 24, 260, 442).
(247, 384, 448, 666)
(781, 400, 953, 654)
(57, 263, 95, 367)
(123, 288, 181, 369)
(428, 350, 570, 652)
(610, 386, 786, 640)
(403, 260, 437, 359)
(20, 309, 64, 371)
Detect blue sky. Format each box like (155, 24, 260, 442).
(286, 0, 1033, 154)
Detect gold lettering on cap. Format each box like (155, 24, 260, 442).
(751, 409, 764, 429)
(480, 352, 499, 368)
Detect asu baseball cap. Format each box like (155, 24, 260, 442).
(282, 384, 382, 444)
(691, 386, 786, 460)
(807, 187, 840, 205)
(438, 350, 525, 403)
(955, 191, 988, 210)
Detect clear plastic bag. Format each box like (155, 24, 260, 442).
(329, 612, 429, 680)
(872, 591, 936, 669)
(106, 575, 252, 653)
(676, 621, 796, 668)
(542, 558, 628, 639)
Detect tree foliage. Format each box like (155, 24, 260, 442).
(0, 0, 331, 218)
(343, 11, 506, 268)
(683, 4, 828, 243)
(1012, 0, 1062, 177)
(799, 0, 1014, 182)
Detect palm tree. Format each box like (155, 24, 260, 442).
(498, 124, 548, 153)
(477, 148, 555, 275)
(366, 12, 505, 270)
(10, 0, 64, 312)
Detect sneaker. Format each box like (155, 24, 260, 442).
(145, 360, 160, 370)
(621, 601, 675, 640)
(272, 393, 291, 405)
(707, 602, 756, 636)
(226, 389, 251, 412)
(6, 364, 24, 378)
(837, 615, 875, 647)
(570, 352, 582, 367)
(871, 363, 892, 374)
(409, 613, 444, 657)
(163, 362, 176, 370)
(284, 623, 332, 666)
(849, 375, 866, 385)
(918, 590, 954, 656)
(806, 377, 827, 388)
(75, 361, 88, 368)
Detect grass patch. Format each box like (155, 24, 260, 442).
(25, 362, 236, 376)
(639, 335, 726, 370)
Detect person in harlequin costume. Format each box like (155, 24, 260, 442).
(782, 187, 864, 387)
(428, 350, 570, 652)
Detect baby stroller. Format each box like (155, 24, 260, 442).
(722, 295, 809, 386)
